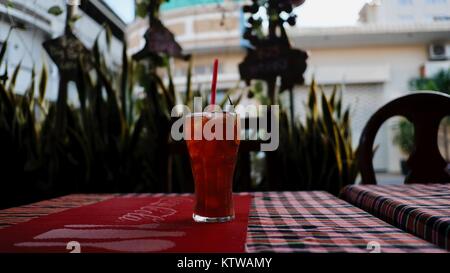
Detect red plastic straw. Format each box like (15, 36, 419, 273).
(210, 59, 219, 105)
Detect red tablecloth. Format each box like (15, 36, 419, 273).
(0, 194, 251, 253)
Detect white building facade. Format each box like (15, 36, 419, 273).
(360, 0, 450, 24)
(289, 23, 450, 173)
(127, 1, 450, 176)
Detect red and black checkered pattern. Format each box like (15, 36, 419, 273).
(0, 192, 446, 253)
(246, 191, 444, 253)
(340, 184, 450, 251)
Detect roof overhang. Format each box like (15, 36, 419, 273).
(169, 22, 450, 56)
(79, 0, 126, 40)
(289, 23, 450, 49)
(0, 0, 53, 35)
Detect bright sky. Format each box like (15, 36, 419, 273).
(295, 0, 371, 27)
(104, 0, 371, 26)
(103, 0, 135, 23)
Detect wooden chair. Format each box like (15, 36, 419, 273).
(359, 92, 450, 184)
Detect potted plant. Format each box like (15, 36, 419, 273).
(393, 119, 415, 175)
(410, 69, 450, 162)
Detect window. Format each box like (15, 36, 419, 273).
(398, 0, 413, 5)
(434, 15, 450, 21)
(425, 0, 447, 4)
(194, 65, 211, 75)
(398, 14, 415, 21)
(174, 68, 187, 78)
(425, 14, 436, 22)
(194, 64, 224, 75)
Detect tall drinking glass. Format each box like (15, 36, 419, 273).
(185, 111, 240, 223)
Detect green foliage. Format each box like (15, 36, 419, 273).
(0, 33, 47, 208)
(135, 0, 168, 18)
(409, 69, 450, 160)
(393, 119, 414, 155)
(0, 26, 195, 208)
(273, 81, 359, 195)
(248, 81, 270, 105)
(0, 0, 359, 205)
(410, 69, 450, 95)
(48, 6, 63, 16)
(409, 69, 450, 128)
(390, 69, 450, 162)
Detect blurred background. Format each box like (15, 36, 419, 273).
(0, 0, 449, 208)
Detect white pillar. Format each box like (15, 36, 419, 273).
(67, 0, 81, 5)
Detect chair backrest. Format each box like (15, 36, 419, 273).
(359, 92, 450, 184)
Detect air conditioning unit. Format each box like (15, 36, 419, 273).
(429, 44, 450, 60)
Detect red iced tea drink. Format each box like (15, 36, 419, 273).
(185, 112, 240, 223)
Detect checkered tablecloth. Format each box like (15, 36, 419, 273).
(340, 184, 450, 251)
(0, 192, 445, 253)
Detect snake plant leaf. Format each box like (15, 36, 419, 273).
(67, 126, 92, 183)
(335, 125, 347, 174)
(219, 87, 243, 108)
(129, 113, 145, 153)
(342, 108, 350, 138)
(0, 64, 8, 85)
(0, 38, 8, 64)
(8, 61, 21, 92)
(38, 63, 48, 104)
(308, 79, 318, 120)
(127, 62, 135, 124)
(336, 89, 342, 119)
(321, 92, 335, 137)
(185, 58, 192, 105)
(104, 24, 113, 51)
(55, 87, 69, 139)
(75, 60, 88, 115)
(0, 82, 14, 123)
(330, 85, 337, 111)
(97, 67, 124, 137)
(165, 58, 176, 106)
(234, 91, 244, 106)
(120, 42, 128, 119)
(27, 66, 36, 105)
(0, 30, 11, 65)
(274, 81, 358, 195)
(153, 73, 175, 107)
(92, 37, 101, 65)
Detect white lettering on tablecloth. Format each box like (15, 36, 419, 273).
(13, 197, 192, 253)
(117, 197, 192, 223)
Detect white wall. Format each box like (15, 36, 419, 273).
(364, 0, 450, 23)
(290, 44, 429, 173)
